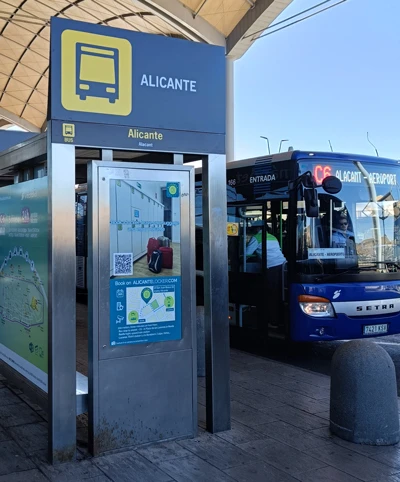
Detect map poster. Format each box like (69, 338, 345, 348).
(109, 179, 182, 345)
(110, 277, 181, 346)
(0, 178, 48, 391)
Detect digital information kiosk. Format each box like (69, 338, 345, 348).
(88, 162, 196, 454)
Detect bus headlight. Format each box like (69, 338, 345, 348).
(298, 295, 335, 318)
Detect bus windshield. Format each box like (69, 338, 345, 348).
(297, 159, 400, 276)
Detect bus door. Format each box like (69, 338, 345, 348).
(227, 204, 264, 334)
(265, 200, 290, 336)
(227, 200, 289, 340)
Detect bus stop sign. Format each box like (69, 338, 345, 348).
(48, 17, 226, 154)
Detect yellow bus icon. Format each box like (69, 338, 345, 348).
(76, 44, 119, 103)
(63, 123, 75, 137)
(61, 30, 132, 116)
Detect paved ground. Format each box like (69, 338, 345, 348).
(1, 348, 400, 481)
(258, 334, 400, 396)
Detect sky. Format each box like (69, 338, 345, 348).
(234, 0, 400, 160)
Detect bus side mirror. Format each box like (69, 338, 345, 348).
(322, 176, 342, 194)
(304, 188, 319, 218)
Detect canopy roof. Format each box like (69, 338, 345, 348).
(0, 0, 291, 132)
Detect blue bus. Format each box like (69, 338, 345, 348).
(195, 150, 400, 343)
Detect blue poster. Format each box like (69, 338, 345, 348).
(109, 178, 182, 346)
(110, 276, 181, 346)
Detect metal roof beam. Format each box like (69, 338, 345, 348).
(0, 132, 46, 173)
(132, 0, 226, 46)
(0, 107, 40, 133)
(227, 0, 292, 59)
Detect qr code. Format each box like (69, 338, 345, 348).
(113, 253, 133, 276)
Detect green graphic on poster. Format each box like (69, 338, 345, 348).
(0, 178, 48, 391)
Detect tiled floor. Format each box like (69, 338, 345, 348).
(1, 349, 400, 481)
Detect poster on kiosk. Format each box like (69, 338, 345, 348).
(109, 179, 182, 346)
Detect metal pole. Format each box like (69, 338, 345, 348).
(279, 139, 288, 153)
(202, 154, 231, 433)
(355, 161, 382, 264)
(47, 129, 77, 463)
(101, 150, 113, 161)
(226, 58, 234, 162)
(367, 132, 379, 157)
(260, 136, 270, 155)
(87, 161, 99, 456)
(173, 154, 184, 165)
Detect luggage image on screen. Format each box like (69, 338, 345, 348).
(157, 236, 171, 247)
(147, 237, 161, 262)
(148, 250, 163, 274)
(159, 246, 173, 269)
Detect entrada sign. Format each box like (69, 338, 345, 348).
(49, 17, 226, 154)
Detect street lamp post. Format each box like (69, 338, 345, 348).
(279, 139, 289, 153)
(366, 132, 379, 157)
(260, 136, 270, 155)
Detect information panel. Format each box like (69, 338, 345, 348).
(0, 178, 48, 391)
(109, 179, 182, 345)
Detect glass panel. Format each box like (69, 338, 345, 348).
(228, 303, 258, 329)
(227, 202, 287, 330)
(297, 160, 400, 275)
(109, 179, 182, 346)
(0, 179, 49, 391)
(76, 193, 87, 257)
(227, 205, 263, 273)
(268, 201, 289, 259)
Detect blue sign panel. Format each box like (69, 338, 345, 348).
(110, 277, 181, 346)
(50, 120, 225, 154)
(49, 17, 226, 153)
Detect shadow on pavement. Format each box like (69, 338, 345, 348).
(236, 334, 400, 397)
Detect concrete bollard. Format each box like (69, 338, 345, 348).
(196, 305, 205, 377)
(330, 340, 399, 445)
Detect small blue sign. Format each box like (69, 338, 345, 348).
(109, 276, 181, 346)
(50, 120, 225, 154)
(166, 183, 180, 198)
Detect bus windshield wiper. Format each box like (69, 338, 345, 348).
(316, 265, 378, 282)
(372, 261, 400, 271)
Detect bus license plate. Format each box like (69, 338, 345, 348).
(363, 324, 388, 335)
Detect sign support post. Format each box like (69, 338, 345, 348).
(202, 154, 231, 432)
(48, 132, 77, 463)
